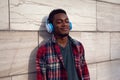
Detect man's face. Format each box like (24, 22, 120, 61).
(52, 13, 70, 37)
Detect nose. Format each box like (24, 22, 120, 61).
(62, 21, 69, 27)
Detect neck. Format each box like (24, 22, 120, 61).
(55, 35, 68, 48)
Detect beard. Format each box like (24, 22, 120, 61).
(58, 33, 69, 37)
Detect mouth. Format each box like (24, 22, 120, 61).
(61, 28, 69, 31)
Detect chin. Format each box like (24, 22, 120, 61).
(59, 33, 69, 37)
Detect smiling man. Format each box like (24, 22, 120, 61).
(36, 9, 90, 80)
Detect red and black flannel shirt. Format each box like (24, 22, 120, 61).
(36, 35, 90, 80)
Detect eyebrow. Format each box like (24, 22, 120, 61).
(56, 18, 69, 21)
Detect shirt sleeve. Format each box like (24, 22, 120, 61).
(36, 46, 46, 80)
(80, 44, 90, 80)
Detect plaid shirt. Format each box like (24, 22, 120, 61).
(36, 35, 90, 80)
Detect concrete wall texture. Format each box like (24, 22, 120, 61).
(0, 0, 120, 80)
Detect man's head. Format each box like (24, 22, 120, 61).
(47, 9, 71, 37)
(48, 9, 67, 23)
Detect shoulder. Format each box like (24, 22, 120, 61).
(70, 37, 83, 46)
(38, 39, 51, 51)
(70, 37, 85, 50)
(71, 38, 85, 55)
(37, 39, 51, 56)
(37, 44, 46, 58)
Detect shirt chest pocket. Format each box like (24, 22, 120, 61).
(46, 57, 61, 70)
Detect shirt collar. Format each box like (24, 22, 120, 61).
(51, 34, 77, 45)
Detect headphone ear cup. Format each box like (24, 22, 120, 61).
(69, 22, 72, 30)
(46, 23, 54, 33)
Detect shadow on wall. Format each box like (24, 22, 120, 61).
(28, 16, 51, 80)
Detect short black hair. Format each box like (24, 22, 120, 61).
(48, 9, 67, 23)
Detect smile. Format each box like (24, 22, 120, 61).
(61, 28, 69, 31)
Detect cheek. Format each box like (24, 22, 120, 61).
(54, 27, 60, 33)
(54, 25, 61, 31)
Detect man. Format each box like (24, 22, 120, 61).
(36, 9, 90, 80)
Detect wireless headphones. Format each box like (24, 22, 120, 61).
(45, 19, 72, 33)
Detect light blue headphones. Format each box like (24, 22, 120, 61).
(46, 20, 72, 33)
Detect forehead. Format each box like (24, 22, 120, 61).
(53, 13, 68, 20)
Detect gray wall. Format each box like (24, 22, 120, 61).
(0, 0, 120, 80)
